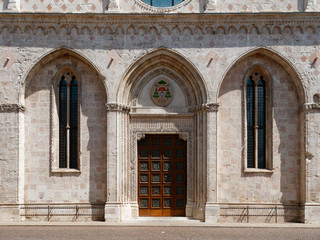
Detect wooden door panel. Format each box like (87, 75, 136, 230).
(138, 135, 187, 217)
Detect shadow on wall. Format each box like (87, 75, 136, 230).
(217, 52, 302, 223)
(24, 53, 108, 221)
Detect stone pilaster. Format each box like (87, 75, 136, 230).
(203, 103, 220, 222)
(105, 103, 130, 222)
(302, 103, 320, 223)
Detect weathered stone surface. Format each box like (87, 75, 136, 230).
(0, 3, 319, 223)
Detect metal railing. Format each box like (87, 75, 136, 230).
(220, 206, 300, 223)
(21, 205, 105, 221)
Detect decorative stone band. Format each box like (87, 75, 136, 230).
(0, 104, 25, 113)
(190, 102, 219, 113)
(303, 103, 320, 111)
(105, 103, 130, 113)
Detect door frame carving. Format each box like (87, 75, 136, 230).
(130, 115, 194, 217)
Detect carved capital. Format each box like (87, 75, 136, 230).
(191, 102, 219, 113)
(105, 103, 130, 113)
(0, 104, 25, 113)
(303, 103, 320, 112)
(203, 102, 219, 112)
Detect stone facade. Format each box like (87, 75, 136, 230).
(0, 0, 319, 223)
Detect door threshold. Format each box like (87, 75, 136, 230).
(125, 217, 201, 223)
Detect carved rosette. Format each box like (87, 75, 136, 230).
(105, 103, 130, 113)
(0, 104, 25, 113)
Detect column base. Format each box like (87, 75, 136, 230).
(204, 203, 220, 223)
(0, 204, 20, 221)
(303, 204, 320, 223)
(104, 203, 139, 222)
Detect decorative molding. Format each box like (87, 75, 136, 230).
(304, 103, 320, 111)
(130, 116, 194, 204)
(0, 14, 320, 37)
(105, 103, 130, 113)
(136, 133, 145, 141)
(179, 133, 188, 141)
(0, 104, 25, 112)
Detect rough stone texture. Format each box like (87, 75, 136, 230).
(0, 2, 319, 223)
(218, 54, 300, 204)
(24, 55, 107, 204)
(0, 112, 19, 203)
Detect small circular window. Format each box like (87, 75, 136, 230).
(141, 0, 184, 7)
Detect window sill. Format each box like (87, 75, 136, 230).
(244, 168, 273, 174)
(51, 168, 81, 174)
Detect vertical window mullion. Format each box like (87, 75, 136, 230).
(69, 76, 78, 169)
(247, 77, 255, 168)
(254, 81, 258, 169)
(66, 81, 70, 169)
(59, 77, 68, 168)
(257, 77, 266, 168)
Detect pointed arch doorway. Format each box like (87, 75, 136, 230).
(138, 134, 187, 217)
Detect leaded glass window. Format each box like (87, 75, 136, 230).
(246, 73, 266, 169)
(58, 73, 79, 169)
(141, 0, 184, 7)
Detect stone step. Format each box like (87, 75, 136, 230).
(127, 217, 202, 223)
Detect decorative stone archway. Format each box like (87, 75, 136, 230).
(104, 48, 219, 222)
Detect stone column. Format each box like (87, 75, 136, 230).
(104, 103, 130, 222)
(203, 103, 220, 222)
(302, 103, 320, 223)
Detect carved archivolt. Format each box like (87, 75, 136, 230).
(1, 15, 319, 37)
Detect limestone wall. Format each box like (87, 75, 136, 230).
(217, 54, 301, 204)
(24, 55, 107, 204)
(4, 0, 320, 13)
(0, 111, 19, 203)
(0, 13, 319, 222)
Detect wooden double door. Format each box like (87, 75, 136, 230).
(138, 134, 187, 217)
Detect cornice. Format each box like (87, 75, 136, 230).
(0, 104, 25, 112)
(0, 12, 320, 24)
(0, 12, 319, 36)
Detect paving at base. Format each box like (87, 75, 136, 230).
(0, 224, 320, 240)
